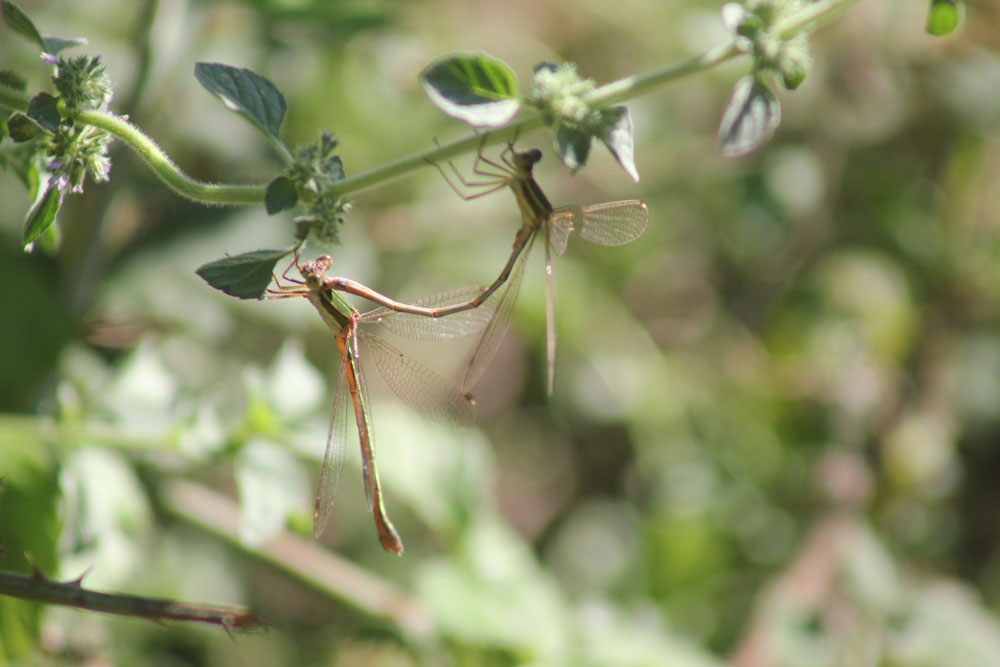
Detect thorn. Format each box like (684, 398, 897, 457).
(24, 552, 45, 580)
(67, 565, 93, 587)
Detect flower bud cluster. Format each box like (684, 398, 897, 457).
(531, 63, 602, 132)
(44, 55, 114, 193)
(287, 131, 349, 243)
(722, 0, 812, 90)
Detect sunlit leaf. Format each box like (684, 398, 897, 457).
(22, 183, 61, 246)
(194, 62, 288, 147)
(719, 75, 781, 157)
(1, 1, 44, 50)
(926, 0, 962, 36)
(598, 106, 639, 182)
(236, 439, 309, 547)
(196, 249, 289, 300)
(420, 52, 521, 127)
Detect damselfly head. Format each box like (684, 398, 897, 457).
(299, 254, 332, 287)
(513, 148, 543, 172)
(315, 254, 333, 272)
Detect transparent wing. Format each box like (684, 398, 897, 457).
(547, 211, 573, 256)
(545, 237, 557, 395)
(361, 332, 477, 427)
(313, 359, 349, 538)
(363, 285, 498, 340)
(556, 200, 649, 247)
(462, 231, 537, 390)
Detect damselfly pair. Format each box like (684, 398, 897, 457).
(270, 139, 648, 553)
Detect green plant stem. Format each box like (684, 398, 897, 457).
(1, 0, 861, 207)
(73, 109, 264, 205)
(1, 83, 263, 205)
(334, 0, 864, 195)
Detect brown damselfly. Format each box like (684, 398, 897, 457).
(269, 254, 491, 553)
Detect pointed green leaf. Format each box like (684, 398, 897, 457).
(40, 35, 86, 55)
(927, 0, 962, 36)
(27, 93, 60, 133)
(420, 52, 520, 127)
(22, 184, 61, 246)
(6, 113, 41, 141)
(196, 249, 289, 300)
(554, 125, 591, 172)
(265, 176, 298, 215)
(194, 63, 288, 146)
(1, 1, 44, 50)
(719, 75, 781, 157)
(598, 106, 639, 182)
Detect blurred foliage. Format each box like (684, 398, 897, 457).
(2, 0, 1000, 665)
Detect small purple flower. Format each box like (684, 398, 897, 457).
(52, 174, 70, 193)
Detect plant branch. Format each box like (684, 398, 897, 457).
(1, 0, 862, 208)
(72, 109, 265, 205)
(159, 479, 435, 644)
(333, 0, 864, 196)
(0, 568, 262, 629)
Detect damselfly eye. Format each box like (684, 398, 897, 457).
(522, 149, 542, 167)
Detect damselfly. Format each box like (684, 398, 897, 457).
(269, 255, 491, 553)
(433, 139, 649, 394)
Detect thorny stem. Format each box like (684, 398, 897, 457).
(0, 0, 862, 207)
(161, 479, 435, 643)
(0, 569, 261, 629)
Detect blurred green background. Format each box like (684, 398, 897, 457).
(3, 0, 1000, 664)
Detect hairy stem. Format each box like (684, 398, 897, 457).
(73, 109, 264, 205)
(1, 0, 862, 207)
(334, 0, 864, 195)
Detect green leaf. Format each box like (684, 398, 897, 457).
(0, 69, 28, 91)
(1, 1, 45, 51)
(0, 420, 60, 657)
(236, 439, 308, 546)
(598, 106, 639, 182)
(40, 35, 86, 55)
(22, 183, 61, 246)
(27, 92, 60, 133)
(6, 113, 41, 141)
(927, 0, 962, 36)
(719, 75, 781, 157)
(420, 52, 521, 127)
(265, 175, 298, 214)
(196, 249, 289, 300)
(554, 126, 591, 172)
(194, 62, 288, 147)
